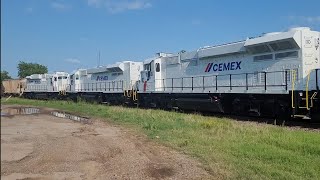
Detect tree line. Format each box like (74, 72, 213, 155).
(1, 61, 48, 84)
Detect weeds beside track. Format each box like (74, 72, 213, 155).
(3, 98, 320, 179)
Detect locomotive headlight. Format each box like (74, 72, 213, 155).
(299, 92, 303, 96)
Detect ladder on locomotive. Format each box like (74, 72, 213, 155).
(291, 69, 319, 118)
(123, 82, 138, 102)
(18, 81, 26, 97)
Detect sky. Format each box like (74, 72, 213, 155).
(1, 0, 320, 77)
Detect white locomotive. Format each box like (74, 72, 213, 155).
(23, 27, 320, 120)
(140, 27, 318, 94)
(25, 72, 70, 98)
(68, 61, 142, 93)
(67, 61, 143, 103)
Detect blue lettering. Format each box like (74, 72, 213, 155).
(223, 62, 230, 71)
(207, 63, 213, 72)
(205, 61, 242, 72)
(218, 63, 223, 71)
(210, 63, 214, 72)
(96, 75, 108, 81)
(230, 62, 235, 70)
(213, 64, 218, 71)
(236, 61, 241, 70)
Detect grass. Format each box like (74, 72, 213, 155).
(2, 97, 320, 179)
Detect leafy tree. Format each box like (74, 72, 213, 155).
(1, 71, 12, 94)
(17, 61, 48, 78)
(1, 70, 12, 83)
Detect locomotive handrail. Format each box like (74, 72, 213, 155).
(74, 80, 127, 92)
(298, 69, 312, 110)
(154, 70, 289, 81)
(291, 69, 297, 109)
(310, 92, 318, 108)
(154, 69, 289, 92)
(316, 69, 319, 91)
(306, 70, 311, 110)
(132, 88, 138, 101)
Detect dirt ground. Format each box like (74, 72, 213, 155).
(1, 105, 212, 180)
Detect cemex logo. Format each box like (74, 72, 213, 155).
(205, 61, 241, 72)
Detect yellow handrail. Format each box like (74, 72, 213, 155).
(304, 70, 311, 110)
(132, 84, 138, 101)
(132, 89, 138, 101)
(296, 69, 312, 110)
(310, 92, 318, 108)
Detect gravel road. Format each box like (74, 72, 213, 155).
(1, 105, 212, 180)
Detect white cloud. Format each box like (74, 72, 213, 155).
(88, 0, 104, 7)
(88, 0, 152, 13)
(51, 2, 70, 11)
(304, 16, 320, 23)
(25, 7, 33, 13)
(65, 58, 81, 64)
(288, 15, 320, 23)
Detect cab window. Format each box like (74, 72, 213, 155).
(144, 63, 151, 71)
(155, 63, 160, 72)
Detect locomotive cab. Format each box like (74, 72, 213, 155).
(140, 53, 171, 92)
(69, 69, 87, 92)
(51, 72, 70, 91)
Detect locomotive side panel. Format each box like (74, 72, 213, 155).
(73, 61, 143, 93)
(300, 29, 320, 91)
(162, 38, 303, 94)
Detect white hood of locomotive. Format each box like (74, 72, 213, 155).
(243, 27, 309, 48)
(86, 62, 125, 74)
